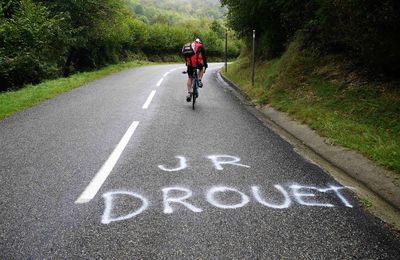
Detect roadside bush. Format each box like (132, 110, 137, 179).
(0, 0, 71, 90)
(126, 19, 149, 52)
(50, 0, 132, 74)
(222, 0, 400, 77)
(311, 0, 400, 75)
(143, 24, 171, 55)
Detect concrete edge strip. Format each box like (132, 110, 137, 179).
(217, 70, 400, 211)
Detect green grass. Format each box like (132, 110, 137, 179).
(0, 60, 150, 120)
(223, 41, 400, 174)
(360, 197, 373, 208)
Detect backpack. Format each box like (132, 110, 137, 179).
(182, 42, 195, 57)
(182, 42, 203, 66)
(190, 42, 203, 66)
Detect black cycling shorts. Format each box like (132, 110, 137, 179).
(187, 64, 204, 78)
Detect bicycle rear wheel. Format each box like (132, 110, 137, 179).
(192, 91, 196, 110)
(191, 78, 198, 110)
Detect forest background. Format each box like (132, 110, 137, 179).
(0, 0, 240, 90)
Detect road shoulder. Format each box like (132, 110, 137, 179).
(218, 70, 400, 230)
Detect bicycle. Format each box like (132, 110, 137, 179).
(183, 69, 201, 110)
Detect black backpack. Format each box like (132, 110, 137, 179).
(182, 42, 195, 57)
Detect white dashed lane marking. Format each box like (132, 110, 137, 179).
(76, 67, 179, 203)
(142, 90, 156, 109)
(75, 121, 140, 204)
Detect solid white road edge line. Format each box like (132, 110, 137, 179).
(142, 90, 156, 109)
(75, 121, 140, 204)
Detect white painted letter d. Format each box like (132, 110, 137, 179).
(102, 191, 149, 224)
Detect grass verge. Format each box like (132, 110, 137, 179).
(0, 60, 150, 120)
(222, 40, 400, 174)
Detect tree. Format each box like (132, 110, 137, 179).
(42, 0, 132, 74)
(0, 0, 71, 89)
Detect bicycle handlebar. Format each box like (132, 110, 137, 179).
(182, 68, 206, 74)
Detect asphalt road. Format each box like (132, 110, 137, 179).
(1, 63, 399, 258)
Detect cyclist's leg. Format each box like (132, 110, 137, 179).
(197, 64, 204, 80)
(187, 66, 194, 91)
(187, 77, 192, 92)
(186, 66, 193, 102)
(197, 64, 204, 87)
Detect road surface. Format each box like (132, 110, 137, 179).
(1, 64, 399, 258)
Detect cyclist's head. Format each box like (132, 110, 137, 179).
(194, 36, 201, 43)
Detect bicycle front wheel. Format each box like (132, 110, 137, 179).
(192, 91, 196, 110)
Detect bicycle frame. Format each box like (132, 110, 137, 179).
(191, 69, 199, 110)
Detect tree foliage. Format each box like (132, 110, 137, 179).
(0, 0, 71, 88)
(0, 0, 239, 90)
(221, 0, 400, 75)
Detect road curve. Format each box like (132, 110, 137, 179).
(1, 63, 399, 258)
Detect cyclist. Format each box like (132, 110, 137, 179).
(183, 36, 208, 102)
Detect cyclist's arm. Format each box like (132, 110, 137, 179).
(200, 46, 208, 69)
(182, 46, 188, 66)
